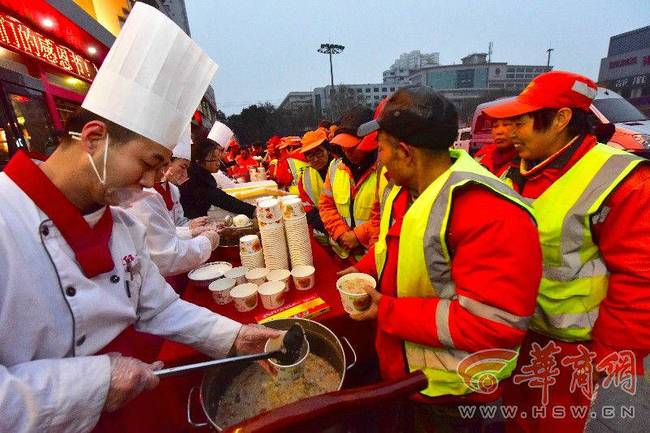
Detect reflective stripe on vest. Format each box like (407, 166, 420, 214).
(530, 143, 644, 342)
(287, 158, 308, 195)
(375, 148, 535, 397)
(330, 160, 378, 227)
(300, 165, 324, 207)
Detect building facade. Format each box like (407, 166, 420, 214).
(0, 0, 216, 167)
(598, 25, 650, 115)
(383, 50, 439, 84)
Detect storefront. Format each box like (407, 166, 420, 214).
(0, 2, 109, 167)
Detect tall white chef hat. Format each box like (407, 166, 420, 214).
(207, 121, 234, 148)
(172, 125, 192, 160)
(81, 2, 218, 150)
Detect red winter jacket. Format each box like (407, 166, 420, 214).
(511, 134, 650, 374)
(356, 184, 542, 403)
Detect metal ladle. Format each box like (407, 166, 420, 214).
(154, 324, 306, 378)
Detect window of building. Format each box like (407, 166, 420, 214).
(507, 67, 514, 73)
(390, 87, 395, 91)
(382, 87, 387, 92)
(374, 95, 380, 100)
(374, 87, 379, 92)
(365, 88, 371, 93)
(516, 67, 524, 72)
(516, 73, 524, 78)
(506, 74, 514, 79)
(357, 88, 363, 93)
(526, 67, 533, 72)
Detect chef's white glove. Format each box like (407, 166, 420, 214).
(202, 230, 220, 250)
(104, 354, 163, 412)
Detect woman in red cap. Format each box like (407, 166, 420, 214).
(484, 70, 650, 433)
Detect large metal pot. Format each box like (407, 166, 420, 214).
(187, 318, 356, 431)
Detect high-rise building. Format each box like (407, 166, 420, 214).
(598, 25, 650, 115)
(383, 50, 439, 84)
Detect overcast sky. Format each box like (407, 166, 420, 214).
(186, 0, 650, 115)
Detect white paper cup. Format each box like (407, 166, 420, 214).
(246, 267, 269, 285)
(240, 234, 262, 255)
(267, 269, 292, 292)
(257, 199, 282, 224)
(187, 261, 233, 288)
(208, 278, 236, 305)
(255, 195, 274, 205)
(336, 273, 376, 314)
(258, 281, 286, 310)
(281, 197, 306, 220)
(224, 266, 248, 285)
(278, 195, 299, 204)
(264, 331, 310, 382)
(230, 283, 259, 312)
(291, 265, 316, 290)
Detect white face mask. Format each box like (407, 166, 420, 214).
(71, 131, 146, 208)
(87, 133, 109, 185)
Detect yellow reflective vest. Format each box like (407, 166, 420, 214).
(376, 148, 534, 397)
(530, 143, 644, 341)
(287, 158, 308, 195)
(328, 159, 384, 227)
(299, 165, 324, 207)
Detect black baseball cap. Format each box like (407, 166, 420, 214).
(357, 87, 458, 150)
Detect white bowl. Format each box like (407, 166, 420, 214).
(336, 273, 376, 314)
(224, 266, 248, 285)
(246, 267, 269, 285)
(208, 278, 236, 305)
(258, 281, 286, 310)
(291, 265, 315, 290)
(188, 261, 232, 288)
(230, 283, 259, 312)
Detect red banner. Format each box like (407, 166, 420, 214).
(0, 12, 97, 82)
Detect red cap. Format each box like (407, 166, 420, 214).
(483, 71, 597, 119)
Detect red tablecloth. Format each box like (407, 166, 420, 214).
(93, 238, 378, 433)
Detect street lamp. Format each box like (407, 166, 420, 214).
(317, 43, 345, 87)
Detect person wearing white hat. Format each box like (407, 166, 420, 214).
(180, 121, 256, 219)
(0, 4, 279, 432)
(125, 125, 222, 277)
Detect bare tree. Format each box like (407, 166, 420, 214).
(328, 85, 366, 120)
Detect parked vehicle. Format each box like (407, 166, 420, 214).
(452, 127, 471, 152)
(469, 88, 650, 158)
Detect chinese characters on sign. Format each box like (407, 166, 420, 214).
(0, 13, 97, 82)
(513, 342, 637, 405)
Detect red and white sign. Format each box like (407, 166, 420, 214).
(0, 12, 97, 81)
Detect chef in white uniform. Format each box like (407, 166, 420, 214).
(127, 126, 220, 276)
(0, 4, 278, 433)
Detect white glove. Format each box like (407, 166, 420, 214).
(104, 354, 163, 412)
(202, 230, 220, 250)
(188, 217, 209, 231)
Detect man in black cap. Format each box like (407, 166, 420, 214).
(340, 87, 542, 432)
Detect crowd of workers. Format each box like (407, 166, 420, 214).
(0, 3, 648, 433)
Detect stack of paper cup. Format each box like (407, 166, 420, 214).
(282, 197, 313, 267)
(257, 199, 290, 270)
(240, 234, 265, 269)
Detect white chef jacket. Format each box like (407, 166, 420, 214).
(0, 173, 242, 433)
(127, 189, 212, 276)
(163, 183, 193, 239)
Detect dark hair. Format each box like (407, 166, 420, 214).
(529, 108, 591, 137)
(335, 105, 373, 137)
(381, 87, 458, 152)
(192, 134, 219, 162)
(64, 108, 140, 144)
(318, 119, 332, 129)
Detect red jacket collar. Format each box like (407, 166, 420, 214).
(153, 182, 174, 210)
(4, 151, 115, 277)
